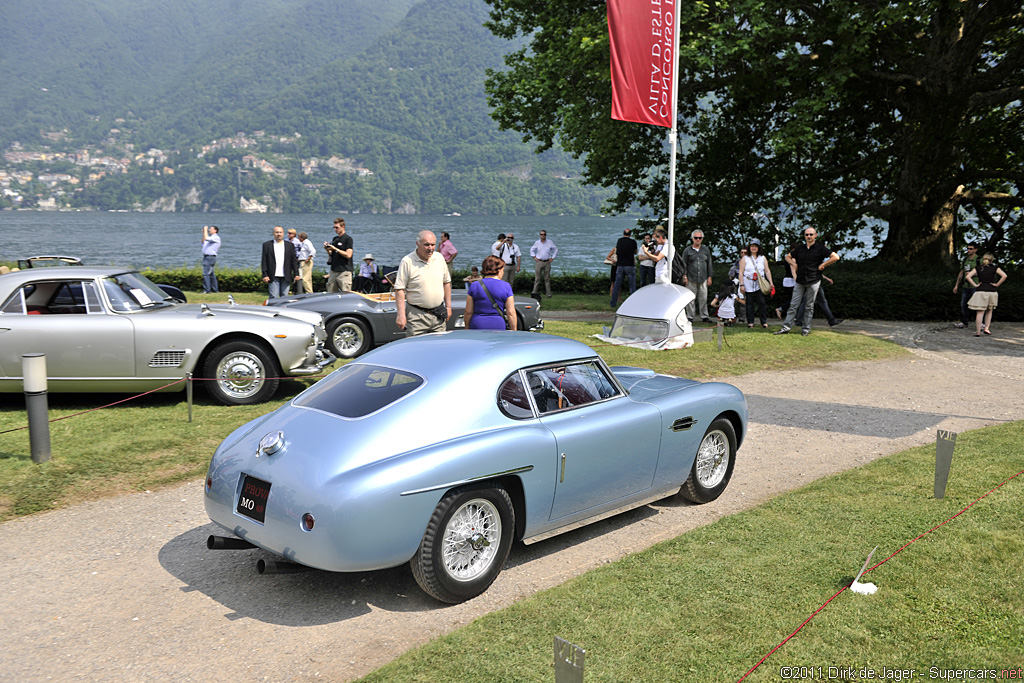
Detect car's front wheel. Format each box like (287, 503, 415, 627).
(680, 418, 737, 504)
(202, 340, 280, 406)
(410, 486, 515, 603)
(327, 316, 372, 359)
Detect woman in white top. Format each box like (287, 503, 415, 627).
(738, 238, 774, 328)
(643, 228, 673, 284)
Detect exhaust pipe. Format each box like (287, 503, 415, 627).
(257, 558, 313, 575)
(207, 535, 256, 550)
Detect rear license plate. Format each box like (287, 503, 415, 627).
(237, 474, 271, 524)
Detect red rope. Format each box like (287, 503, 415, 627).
(0, 378, 187, 434)
(737, 467, 1024, 683)
(0, 372, 331, 435)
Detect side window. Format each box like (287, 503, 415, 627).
(527, 360, 620, 415)
(48, 282, 89, 314)
(1, 287, 27, 314)
(497, 372, 534, 419)
(81, 282, 103, 313)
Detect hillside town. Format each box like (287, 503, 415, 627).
(0, 126, 373, 212)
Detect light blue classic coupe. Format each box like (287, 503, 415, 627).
(204, 331, 748, 603)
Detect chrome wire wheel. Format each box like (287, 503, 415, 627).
(695, 428, 729, 488)
(215, 351, 266, 400)
(332, 321, 364, 356)
(441, 498, 501, 582)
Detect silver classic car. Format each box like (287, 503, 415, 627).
(205, 332, 747, 602)
(0, 267, 333, 405)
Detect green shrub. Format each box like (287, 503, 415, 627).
(140, 261, 1022, 321)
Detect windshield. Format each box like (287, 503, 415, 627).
(294, 363, 424, 418)
(101, 272, 173, 311)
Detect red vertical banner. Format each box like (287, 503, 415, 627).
(607, 0, 676, 128)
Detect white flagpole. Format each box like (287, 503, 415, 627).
(666, 0, 681, 268)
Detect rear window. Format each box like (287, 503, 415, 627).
(294, 364, 424, 418)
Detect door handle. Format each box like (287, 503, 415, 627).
(560, 453, 566, 483)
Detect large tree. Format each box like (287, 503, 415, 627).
(484, 0, 1024, 263)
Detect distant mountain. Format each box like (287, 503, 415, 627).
(1, 0, 613, 214)
(0, 0, 417, 146)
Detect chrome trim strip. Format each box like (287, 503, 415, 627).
(400, 465, 535, 496)
(522, 486, 681, 545)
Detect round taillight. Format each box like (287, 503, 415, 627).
(206, 477, 212, 491)
(301, 513, 315, 531)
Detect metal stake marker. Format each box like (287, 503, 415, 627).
(717, 319, 723, 351)
(850, 546, 878, 595)
(554, 636, 585, 683)
(186, 372, 193, 423)
(935, 430, 957, 499)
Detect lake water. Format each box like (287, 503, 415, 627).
(0, 211, 878, 272)
(0, 212, 639, 274)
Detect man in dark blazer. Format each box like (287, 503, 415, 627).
(261, 225, 300, 298)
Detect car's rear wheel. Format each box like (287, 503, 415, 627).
(410, 486, 514, 603)
(680, 418, 737, 504)
(202, 340, 280, 406)
(327, 316, 372, 359)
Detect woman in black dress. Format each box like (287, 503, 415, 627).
(964, 253, 1008, 337)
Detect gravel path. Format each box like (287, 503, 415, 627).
(2, 320, 1022, 682)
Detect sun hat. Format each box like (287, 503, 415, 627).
(362, 253, 375, 261)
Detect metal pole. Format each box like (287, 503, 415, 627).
(186, 372, 193, 423)
(665, 0, 681, 262)
(22, 353, 51, 464)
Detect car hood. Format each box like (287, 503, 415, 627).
(195, 303, 324, 327)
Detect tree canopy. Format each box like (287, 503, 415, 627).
(484, 0, 1024, 264)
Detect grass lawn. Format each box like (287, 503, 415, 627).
(0, 290, 902, 520)
(358, 422, 1024, 682)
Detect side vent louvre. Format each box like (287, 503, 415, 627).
(150, 350, 187, 368)
(671, 417, 697, 432)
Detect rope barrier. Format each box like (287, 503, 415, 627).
(0, 371, 334, 436)
(0, 378, 187, 435)
(736, 467, 1024, 682)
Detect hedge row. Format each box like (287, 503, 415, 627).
(142, 261, 1022, 322)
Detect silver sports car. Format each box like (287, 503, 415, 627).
(205, 331, 747, 602)
(0, 267, 333, 405)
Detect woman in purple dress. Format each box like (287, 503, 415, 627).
(465, 255, 517, 330)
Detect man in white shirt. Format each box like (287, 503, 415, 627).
(260, 225, 300, 298)
(496, 233, 521, 286)
(395, 231, 452, 337)
(529, 230, 557, 298)
(296, 231, 316, 294)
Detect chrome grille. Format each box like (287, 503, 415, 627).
(149, 350, 186, 367)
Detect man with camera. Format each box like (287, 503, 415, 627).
(497, 233, 521, 286)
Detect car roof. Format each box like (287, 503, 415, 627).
(356, 331, 600, 383)
(0, 266, 135, 288)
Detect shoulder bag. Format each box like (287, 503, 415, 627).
(477, 279, 510, 330)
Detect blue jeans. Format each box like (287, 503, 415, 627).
(267, 277, 291, 299)
(610, 266, 636, 305)
(639, 265, 655, 287)
(960, 287, 975, 325)
(782, 281, 821, 331)
(202, 255, 218, 293)
(795, 286, 837, 325)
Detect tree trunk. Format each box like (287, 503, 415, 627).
(880, 183, 962, 267)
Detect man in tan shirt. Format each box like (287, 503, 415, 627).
(395, 231, 452, 337)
